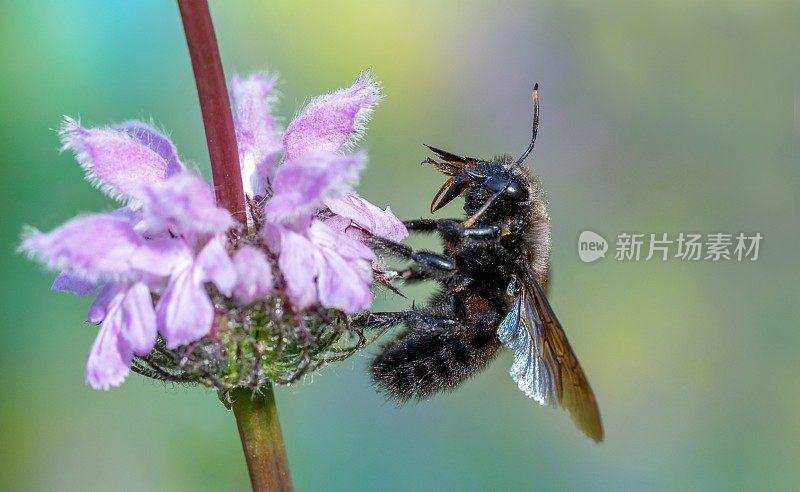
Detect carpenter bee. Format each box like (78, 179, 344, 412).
(362, 85, 603, 442)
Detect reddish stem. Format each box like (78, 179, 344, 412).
(177, 3, 292, 490)
(178, 0, 246, 225)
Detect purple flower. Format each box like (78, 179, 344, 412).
(155, 237, 236, 348)
(23, 122, 237, 388)
(22, 183, 236, 388)
(230, 70, 407, 310)
(21, 70, 406, 390)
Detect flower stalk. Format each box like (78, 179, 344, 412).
(178, 1, 291, 489)
(230, 387, 292, 492)
(177, 0, 246, 225)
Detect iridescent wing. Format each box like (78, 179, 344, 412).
(497, 268, 604, 442)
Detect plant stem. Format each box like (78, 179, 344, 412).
(178, 2, 290, 489)
(177, 0, 246, 225)
(231, 386, 293, 492)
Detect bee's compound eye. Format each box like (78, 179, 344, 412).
(482, 174, 529, 202)
(503, 179, 528, 201)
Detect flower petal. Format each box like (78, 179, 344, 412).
(314, 247, 373, 313)
(129, 238, 194, 277)
(52, 271, 97, 296)
(264, 151, 364, 223)
(283, 71, 381, 161)
(308, 220, 376, 262)
(195, 237, 237, 297)
(231, 72, 282, 197)
(324, 215, 368, 243)
(325, 192, 408, 241)
(85, 296, 133, 390)
(88, 284, 120, 324)
(119, 282, 157, 355)
(156, 267, 214, 349)
(115, 121, 184, 177)
(20, 215, 143, 282)
(278, 230, 318, 310)
(232, 245, 274, 305)
(261, 222, 283, 254)
(60, 117, 177, 201)
(139, 172, 233, 237)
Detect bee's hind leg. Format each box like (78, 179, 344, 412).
(350, 310, 457, 331)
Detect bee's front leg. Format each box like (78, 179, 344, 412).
(403, 218, 460, 232)
(436, 220, 503, 245)
(400, 218, 503, 245)
(370, 236, 456, 272)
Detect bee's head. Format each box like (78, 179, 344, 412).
(425, 150, 533, 220)
(423, 84, 540, 222)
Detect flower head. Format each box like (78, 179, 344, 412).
(21, 70, 406, 390)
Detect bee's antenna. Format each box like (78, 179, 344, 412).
(514, 83, 539, 166)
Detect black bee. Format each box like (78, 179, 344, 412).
(362, 85, 603, 442)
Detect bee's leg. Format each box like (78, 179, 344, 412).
(395, 266, 441, 283)
(437, 220, 503, 243)
(404, 219, 505, 253)
(404, 218, 503, 241)
(403, 218, 460, 233)
(351, 310, 458, 331)
(370, 237, 457, 274)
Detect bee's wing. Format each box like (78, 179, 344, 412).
(497, 270, 604, 442)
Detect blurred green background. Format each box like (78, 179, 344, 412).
(2, 1, 798, 490)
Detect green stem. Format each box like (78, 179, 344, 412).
(230, 386, 293, 492)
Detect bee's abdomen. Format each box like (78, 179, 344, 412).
(372, 319, 501, 400)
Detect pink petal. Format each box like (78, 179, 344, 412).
(129, 238, 194, 277)
(195, 237, 237, 297)
(116, 121, 184, 177)
(52, 271, 97, 296)
(88, 284, 119, 324)
(138, 172, 233, 237)
(85, 294, 133, 390)
(231, 72, 282, 197)
(156, 267, 214, 349)
(60, 117, 177, 201)
(283, 71, 381, 161)
(264, 151, 364, 224)
(308, 220, 376, 262)
(314, 247, 373, 313)
(232, 245, 274, 305)
(325, 193, 408, 242)
(21, 215, 143, 281)
(119, 282, 157, 355)
(278, 230, 318, 310)
(261, 222, 283, 254)
(110, 205, 143, 225)
(323, 214, 352, 232)
(323, 215, 369, 243)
